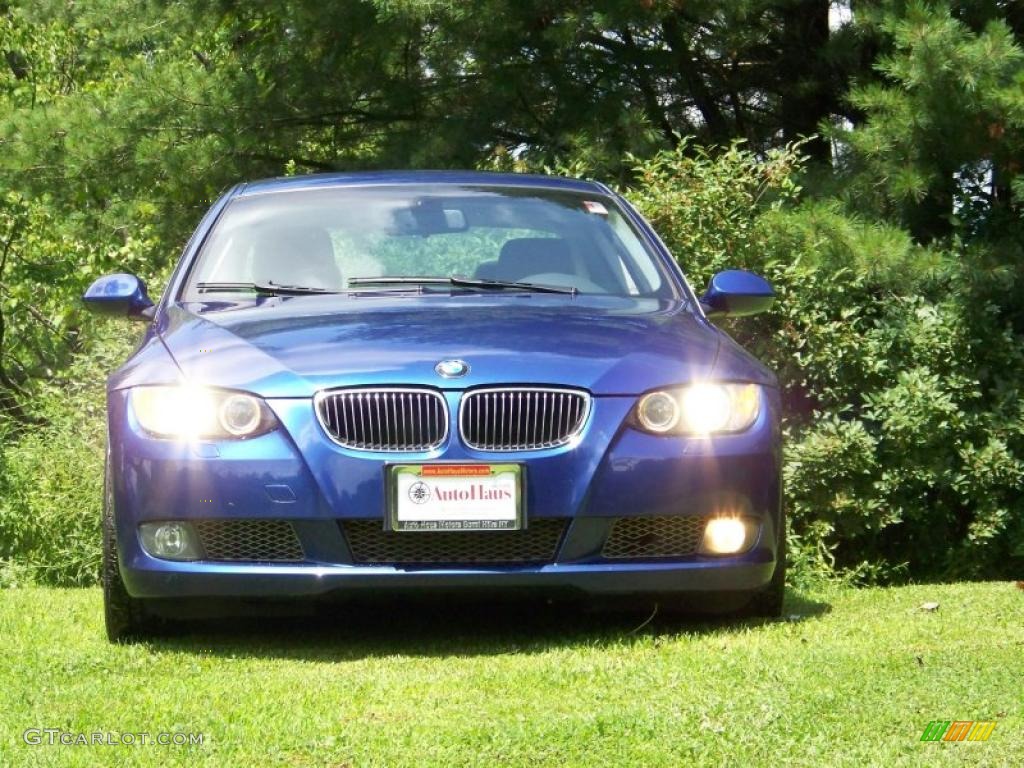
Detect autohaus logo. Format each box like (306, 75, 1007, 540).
(433, 484, 512, 501)
(435, 359, 469, 378)
(408, 480, 511, 503)
(408, 481, 432, 504)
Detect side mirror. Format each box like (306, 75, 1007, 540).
(82, 273, 155, 320)
(700, 270, 774, 318)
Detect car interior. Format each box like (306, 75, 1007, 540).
(189, 191, 669, 298)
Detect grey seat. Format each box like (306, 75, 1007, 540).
(491, 237, 574, 282)
(474, 260, 500, 280)
(250, 226, 341, 289)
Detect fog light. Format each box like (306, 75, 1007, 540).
(701, 517, 750, 555)
(139, 522, 201, 561)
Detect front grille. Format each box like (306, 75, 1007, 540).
(316, 388, 448, 451)
(601, 517, 707, 560)
(342, 519, 567, 565)
(459, 388, 590, 451)
(195, 519, 304, 562)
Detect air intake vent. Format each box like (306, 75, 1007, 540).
(601, 517, 707, 560)
(459, 388, 590, 451)
(316, 388, 448, 451)
(195, 519, 304, 562)
(342, 519, 567, 565)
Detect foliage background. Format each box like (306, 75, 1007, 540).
(0, 0, 1022, 586)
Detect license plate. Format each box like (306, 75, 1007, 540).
(388, 464, 523, 531)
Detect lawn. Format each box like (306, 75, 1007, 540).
(0, 582, 1020, 767)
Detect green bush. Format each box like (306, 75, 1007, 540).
(0, 329, 133, 586)
(628, 143, 1024, 582)
(2, 141, 1021, 587)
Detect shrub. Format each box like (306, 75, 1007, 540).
(3, 141, 1022, 587)
(628, 143, 1024, 582)
(0, 328, 133, 586)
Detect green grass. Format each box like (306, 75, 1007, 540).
(0, 582, 1021, 767)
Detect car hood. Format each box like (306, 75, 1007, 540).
(147, 294, 769, 398)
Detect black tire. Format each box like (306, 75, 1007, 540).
(102, 456, 151, 642)
(738, 519, 786, 619)
(651, 513, 787, 620)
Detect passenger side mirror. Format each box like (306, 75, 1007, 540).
(700, 270, 774, 318)
(82, 273, 155, 321)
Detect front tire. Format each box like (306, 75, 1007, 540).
(738, 519, 786, 619)
(102, 456, 151, 642)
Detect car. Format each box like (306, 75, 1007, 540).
(83, 171, 783, 641)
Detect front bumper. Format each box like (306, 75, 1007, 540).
(108, 388, 783, 601)
(122, 556, 776, 600)
(121, 513, 779, 599)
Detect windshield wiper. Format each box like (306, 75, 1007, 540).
(195, 281, 340, 296)
(449, 275, 577, 295)
(346, 276, 450, 287)
(347, 276, 577, 295)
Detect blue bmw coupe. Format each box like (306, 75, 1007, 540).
(84, 171, 783, 640)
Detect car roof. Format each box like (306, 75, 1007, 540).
(237, 170, 608, 197)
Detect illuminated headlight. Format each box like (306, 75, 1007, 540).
(129, 386, 275, 439)
(635, 383, 761, 435)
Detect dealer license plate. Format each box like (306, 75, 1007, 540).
(389, 464, 523, 531)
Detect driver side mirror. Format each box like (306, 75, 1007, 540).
(700, 270, 774, 318)
(82, 273, 155, 321)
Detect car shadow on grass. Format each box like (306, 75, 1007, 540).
(142, 589, 831, 660)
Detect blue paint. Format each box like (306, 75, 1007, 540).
(89, 172, 782, 609)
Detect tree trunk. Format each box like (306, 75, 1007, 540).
(661, 13, 730, 144)
(778, 0, 834, 163)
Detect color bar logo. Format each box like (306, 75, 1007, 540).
(920, 721, 996, 742)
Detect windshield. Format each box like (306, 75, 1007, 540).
(182, 185, 676, 300)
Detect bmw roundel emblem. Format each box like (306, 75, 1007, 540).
(435, 359, 469, 378)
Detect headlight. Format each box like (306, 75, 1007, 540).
(129, 386, 276, 439)
(635, 383, 761, 435)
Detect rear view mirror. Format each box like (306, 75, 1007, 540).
(700, 270, 775, 318)
(82, 273, 155, 320)
(393, 200, 470, 236)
